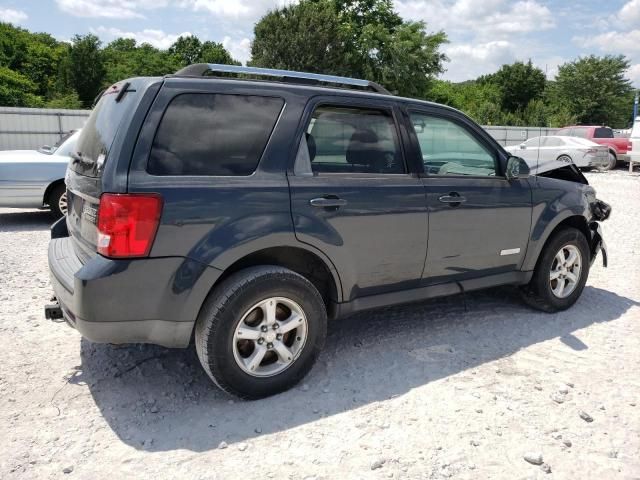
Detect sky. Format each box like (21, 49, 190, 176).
(1, 0, 639, 85)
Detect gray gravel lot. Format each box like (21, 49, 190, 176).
(1, 170, 639, 479)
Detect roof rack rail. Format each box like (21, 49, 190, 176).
(173, 63, 392, 95)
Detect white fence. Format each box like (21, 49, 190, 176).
(0, 107, 560, 151)
(0, 107, 90, 151)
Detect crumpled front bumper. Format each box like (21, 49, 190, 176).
(589, 222, 608, 267)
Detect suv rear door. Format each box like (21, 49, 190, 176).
(403, 104, 532, 284)
(288, 96, 428, 299)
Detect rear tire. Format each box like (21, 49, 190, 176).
(195, 266, 327, 399)
(603, 152, 617, 171)
(520, 227, 590, 312)
(48, 184, 67, 218)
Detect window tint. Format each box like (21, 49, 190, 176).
(304, 106, 405, 174)
(572, 128, 589, 138)
(594, 127, 613, 138)
(409, 113, 496, 176)
(524, 137, 542, 147)
(542, 137, 563, 147)
(148, 93, 284, 176)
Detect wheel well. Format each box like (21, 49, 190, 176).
(43, 179, 64, 206)
(608, 149, 617, 158)
(548, 215, 591, 257)
(215, 247, 339, 308)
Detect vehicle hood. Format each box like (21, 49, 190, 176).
(0, 149, 66, 163)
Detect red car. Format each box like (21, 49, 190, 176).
(556, 126, 631, 170)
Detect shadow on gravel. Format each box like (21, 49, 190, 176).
(72, 285, 638, 453)
(0, 210, 54, 232)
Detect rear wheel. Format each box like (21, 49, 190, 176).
(603, 151, 617, 171)
(520, 227, 590, 312)
(195, 266, 327, 399)
(48, 184, 67, 218)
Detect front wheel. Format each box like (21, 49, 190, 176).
(521, 227, 590, 312)
(195, 266, 327, 399)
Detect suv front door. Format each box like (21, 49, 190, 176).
(288, 98, 428, 300)
(405, 107, 532, 285)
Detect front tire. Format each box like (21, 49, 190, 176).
(521, 227, 590, 312)
(195, 266, 327, 399)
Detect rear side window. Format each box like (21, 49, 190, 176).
(594, 127, 613, 138)
(148, 93, 284, 176)
(572, 128, 589, 138)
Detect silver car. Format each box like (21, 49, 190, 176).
(0, 131, 79, 217)
(505, 135, 609, 174)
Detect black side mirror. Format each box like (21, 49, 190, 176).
(506, 156, 530, 180)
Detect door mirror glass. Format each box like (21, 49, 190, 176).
(506, 156, 530, 180)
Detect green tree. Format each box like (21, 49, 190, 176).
(552, 55, 633, 127)
(480, 60, 546, 112)
(0, 66, 43, 106)
(67, 34, 105, 107)
(250, 0, 447, 97)
(103, 38, 180, 84)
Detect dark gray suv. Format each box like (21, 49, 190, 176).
(46, 64, 610, 398)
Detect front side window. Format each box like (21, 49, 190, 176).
(302, 106, 405, 174)
(148, 93, 284, 176)
(410, 112, 497, 176)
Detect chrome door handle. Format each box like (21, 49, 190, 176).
(438, 194, 467, 204)
(310, 197, 348, 208)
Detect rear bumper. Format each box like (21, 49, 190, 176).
(47, 236, 222, 348)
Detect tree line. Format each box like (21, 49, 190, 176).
(0, 0, 636, 128)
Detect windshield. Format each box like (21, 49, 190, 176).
(70, 84, 133, 177)
(38, 130, 76, 155)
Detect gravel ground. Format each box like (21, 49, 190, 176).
(1, 170, 639, 479)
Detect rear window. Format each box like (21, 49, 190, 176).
(71, 88, 132, 177)
(148, 93, 284, 176)
(594, 127, 614, 138)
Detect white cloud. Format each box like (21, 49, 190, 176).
(180, 0, 296, 18)
(628, 64, 640, 86)
(394, 0, 555, 81)
(395, 0, 554, 38)
(617, 0, 640, 27)
(56, 0, 168, 19)
(443, 41, 516, 80)
(92, 26, 191, 49)
(222, 36, 252, 64)
(577, 29, 640, 55)
(0, 7, 28, 24)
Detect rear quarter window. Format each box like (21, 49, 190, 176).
(148, 93, 284, 176)
(594, 127, 614, 139)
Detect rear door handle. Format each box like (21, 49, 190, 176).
(310, 197, 348, 208)
(438, 194, 467, 205)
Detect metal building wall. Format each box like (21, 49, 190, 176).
(483, 125, 560, 147)
(0, 107, 90, 151)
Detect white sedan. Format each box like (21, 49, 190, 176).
(505, 135, 609, 174)
(0, 131, 79, 218)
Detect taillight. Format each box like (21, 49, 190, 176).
(97, 193, 163, 258)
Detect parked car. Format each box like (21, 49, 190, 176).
(505, 136, 609, 173)
(0, 131, 79, 217)
(45, 65, 610, 399)
(555, 126, 631, 170)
